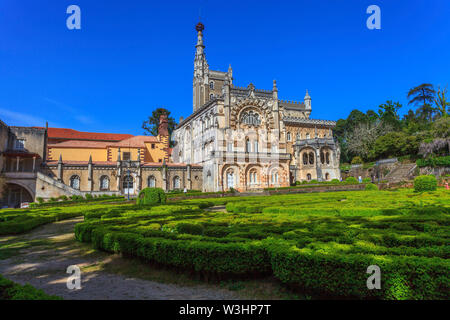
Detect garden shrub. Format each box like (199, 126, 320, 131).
(363, 177, 372, 183)
(173, 222, 204, 235)
(345, 176, 358, 184)
(414, 175, 437, 192)
(351, 156, 363, 165)
(85, 193, 93, 200)
(0, 275, 61, 300)
(137, 188, 166, 205)
(36, 197, 44, 204)
(331, 179, 340, 183)
(365, 183, 378, 191)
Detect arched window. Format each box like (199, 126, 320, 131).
(241, 111, 261, 126)
(307, 173, 312, 181)
(320, 151, 325, 164)
(253, 140, 258, 153)
(173, 176, 180, 189)
(122, 175, 133, 189)
(226, 170, 234, 189)
(325, 173, 330, 180)
(303, 153, 308, 165)
(287, 132, 291, 141)
(271, 171, 279, 184)
(309, 152, 314, 165)
(210, 94, 214, 100)
(209, 81, 214, 89)
(70, 175, 80, 190)
(100, 175, 109, 190)
(148, 175, 156, 188)
(249, 170, 258, 185)
(306, 133, 310, 139)
(296, 133, 300, 141)
(246, 138, 251, 152)
(326, 152, 330, 165)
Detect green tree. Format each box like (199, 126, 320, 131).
(372, 132, 420, 159)
(407, 83, 436, 122)
(142, 108, 177, 141)
(378, 100, 402, 129)
(434, 86, 449, 118)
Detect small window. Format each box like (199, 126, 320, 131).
(100, 176, 110, 190)
(123, 152, 131, 161)
(173, 176, 180, 189)
(287, 132, 291, 141)
(158, 159, 162, 163)
(209, 81, 214, 89)
(296, 133, 300, 141)
(151, 144, 155, 149)
(306, 133, 310, 139)
(210, 94, 214, 100)
(148, 175, 156, 188)
(70, 175, 80, 190)
(253, 141, 258, 153)
(307, 173, 312, 181)
(14, 139, 25, 150)
(227, 143, 233, 152)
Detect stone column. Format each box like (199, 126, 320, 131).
(16, 156, 20, 172)
(187, 164, 192, 190)
(87, 155, 93, 191)
(32, 156, 36, 172)
(315, 148, 323, 181)
(162, 161, 167, 192)
(57, 155, 63, 181)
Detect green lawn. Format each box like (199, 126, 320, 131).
(73, 188, 449, 300)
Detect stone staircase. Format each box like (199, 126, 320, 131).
(385, 163, 417, 183)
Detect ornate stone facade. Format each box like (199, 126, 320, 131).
(173, 23, 340, 192)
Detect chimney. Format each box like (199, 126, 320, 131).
(158, 114, 169, 137)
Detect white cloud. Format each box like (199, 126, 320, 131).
(0, 108, 61, 127)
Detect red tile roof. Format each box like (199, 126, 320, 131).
(44, 127, 134, 142)
(110, 135, 159, 148)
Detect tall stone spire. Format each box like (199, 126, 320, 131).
(193, 22, 209, 113)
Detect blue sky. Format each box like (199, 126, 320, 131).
(0, 0, 449, 135)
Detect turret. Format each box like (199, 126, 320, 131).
(304, 90, 311, 110)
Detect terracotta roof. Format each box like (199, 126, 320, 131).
(43, 127, 133, 142)
(48, 141, 111, 149)
(110, 135, 158, 148)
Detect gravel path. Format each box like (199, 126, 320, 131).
(0, 217, 239, 300)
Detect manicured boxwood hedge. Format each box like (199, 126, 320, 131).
(73, 189, 450, 299)
(414, 175, 438, 192)
(0, 275, 61, 300)
(137, 188, 167, 205)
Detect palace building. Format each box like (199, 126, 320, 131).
(0, 116, 202, 208)
(0, 22, 340, 207)
(172, 23, 341, 192)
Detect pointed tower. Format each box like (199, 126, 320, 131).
(304, 90, 312, 111)
(193, 22, 209, 112)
